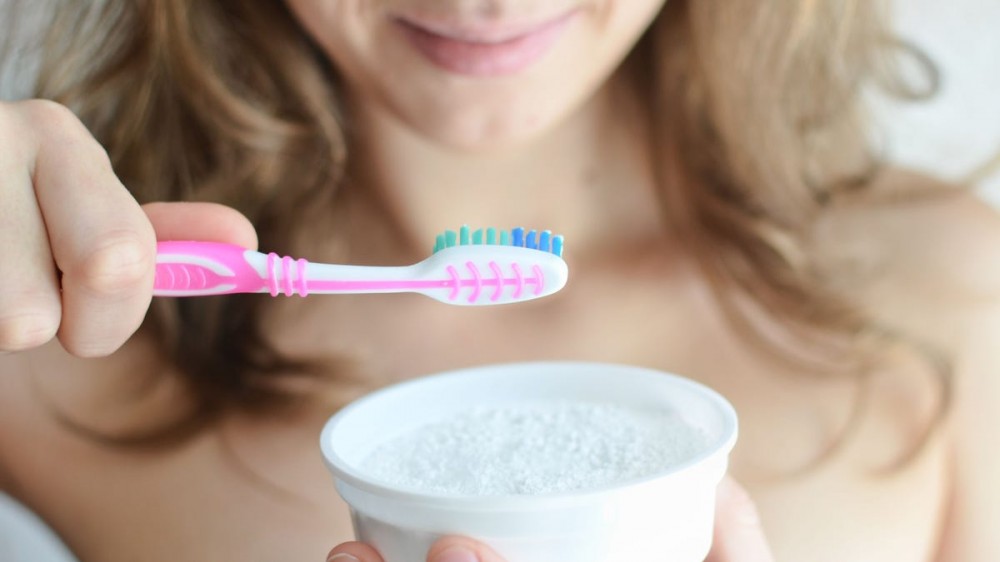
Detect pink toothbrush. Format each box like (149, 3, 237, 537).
(153, 226, 567, 305)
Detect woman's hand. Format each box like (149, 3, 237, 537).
(327, 537, 505, 562)
(0, 99, 256, 357)
(705, 476, 774, 562)
(326, 475, 773, 562)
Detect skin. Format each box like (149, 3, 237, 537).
(1, 1, 999, 561)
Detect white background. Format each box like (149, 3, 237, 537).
(871, 0, 1000, 205)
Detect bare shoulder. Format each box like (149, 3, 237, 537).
(812, 168, 1000, 339)
(0, 336, 190, 499)
(0, 351, 40, 494)
(812, 169, 1000, 558)
(0, 345, 86, 498)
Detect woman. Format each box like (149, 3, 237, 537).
(0, 1, 997, 561)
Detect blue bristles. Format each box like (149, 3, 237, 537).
(552, 235, 564, 257)
(511, 227, 524, 247)
(525, 229, 538, 250)
(432, 225, 565, 257)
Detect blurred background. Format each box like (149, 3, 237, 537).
(868, 0, 1000, 206)
(1, 0, 998, 560)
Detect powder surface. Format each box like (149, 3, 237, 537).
(360, 401, 710, 496)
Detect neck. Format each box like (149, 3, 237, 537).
(340, 73, 665, 261)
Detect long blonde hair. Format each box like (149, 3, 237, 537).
(4, 0, 946, 455)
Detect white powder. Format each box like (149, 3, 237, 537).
(360, 401, 710, 496)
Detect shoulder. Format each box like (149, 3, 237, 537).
(0, 351, 40, 494)
(812, 168, 1000, 340)
(811, 169, 999, 423)
(836, 173, 1000, 558)
(0, 337, 194, 497)
(809, 169, 1000, 556)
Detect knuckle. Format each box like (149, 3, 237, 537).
(17, 99, 82, 131)
(73, 233, 155, 296)
(60, 334, 126, 359)
(0, 309, 59, 352)
(76, 133, 114, 170)
(14, 100, 111, 165)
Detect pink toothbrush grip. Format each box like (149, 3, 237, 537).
(152, 237, 567, 303)
(154, 241, 265, 296)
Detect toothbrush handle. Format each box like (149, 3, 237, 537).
(153, 240, 568, 304)
(154, 241, 308, 297)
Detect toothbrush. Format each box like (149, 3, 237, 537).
(153, 226, 567, 305)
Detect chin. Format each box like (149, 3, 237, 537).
(410, 114, 557, 153)
(389, 86, 578, 152)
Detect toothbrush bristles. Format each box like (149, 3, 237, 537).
(432, 225, 564, 257)
(512, 227, 524, 247)
(525, 230, 538, 250)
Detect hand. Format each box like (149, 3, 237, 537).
(327, 536, 504, 562)
(326, 475, 773, 562)
(705, 476, 774, 562)
(0, 99, 256, 357)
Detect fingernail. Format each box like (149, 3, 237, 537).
(327, 554, 360, 562)
(433, 546, 479, 562)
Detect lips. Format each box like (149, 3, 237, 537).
(391, 10, 579, 77)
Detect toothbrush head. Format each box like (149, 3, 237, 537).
(432, 225, 564, 257)
(424, 225, 568, 305)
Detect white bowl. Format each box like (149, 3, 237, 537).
(320, 361, 738, 562)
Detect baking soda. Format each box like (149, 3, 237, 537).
(361, 401, 710, 496)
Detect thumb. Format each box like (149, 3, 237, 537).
(326, 541, 384, 562)
(142, 201, 258, 248)
(427, 536, 507, 562)
(324, 537, 506, 562)
(706, 476, 775, 562)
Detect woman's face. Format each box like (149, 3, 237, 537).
(284, 0, 666, 150)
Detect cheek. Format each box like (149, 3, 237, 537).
(284, 0, 381, 77)
(285, 1, 439, 129)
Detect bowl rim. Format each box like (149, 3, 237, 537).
(319, 360, 738, 510)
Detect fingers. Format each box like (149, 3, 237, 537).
(0, 100, 260, 359)
(325, 537, 506, 562)
(0, 121, 60, 352)
(21, 100, 157, 357)
(705, 476, 775, 562)
(326, 541, 383, 562)
(426, 536, 506, 562)
(143, 202, 258, 248)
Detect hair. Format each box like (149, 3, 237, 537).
(4, 0, 948, 462)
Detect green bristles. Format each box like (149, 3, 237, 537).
(431, 225, 564, 257)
